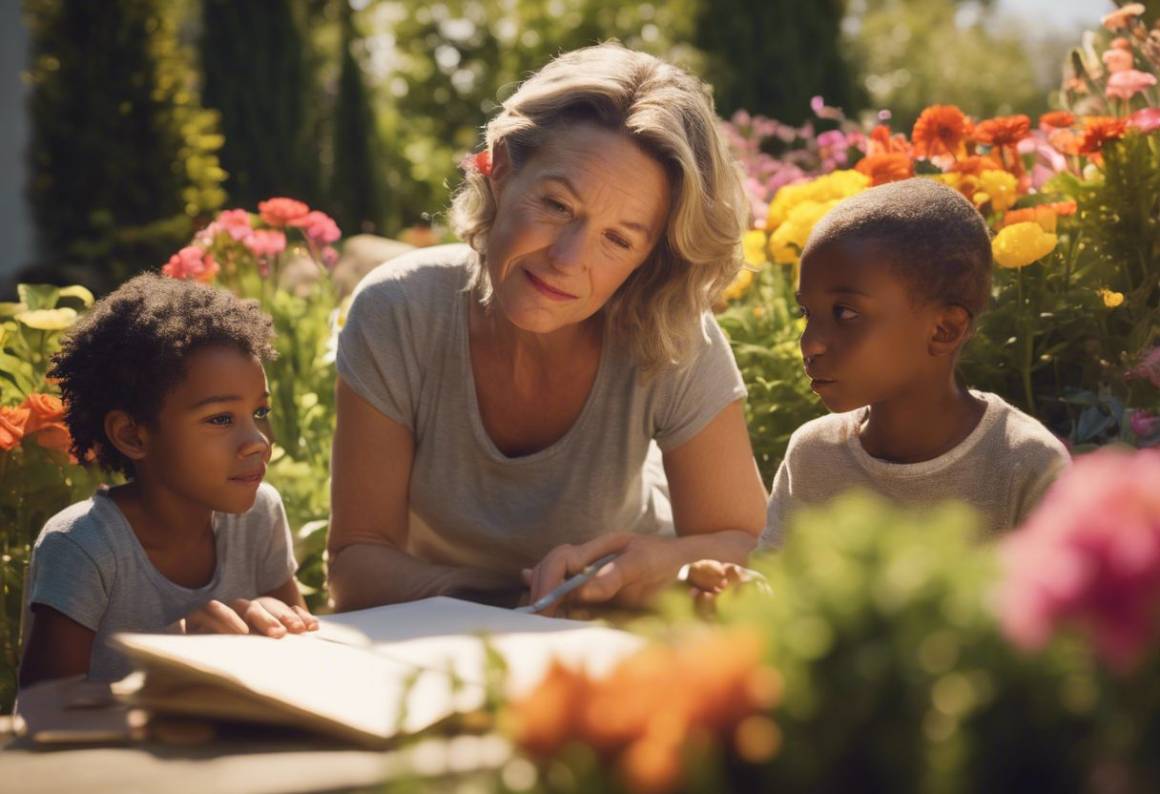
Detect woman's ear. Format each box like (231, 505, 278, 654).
(104, 410, 149, 462)
(929, 305, 974, 357)
(488, 141, 513, 197)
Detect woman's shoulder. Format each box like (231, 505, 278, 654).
(349, 243, 474, 306)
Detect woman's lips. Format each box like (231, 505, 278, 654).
(523, 269, 577, 301)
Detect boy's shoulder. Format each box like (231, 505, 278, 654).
(975, 391, 1070, 464)
(784, 410, 861, 461)
(33, 493, 124, 569)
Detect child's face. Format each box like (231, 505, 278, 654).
(795, 239, 941, 413)
(141, 345, 272, 515)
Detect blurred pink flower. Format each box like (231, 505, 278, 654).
(1102, 48, 1135, 74)
(215, 209, 254, 241)
(1129, 410, 1160, 444)
(290, 210, 341, 246)
(1101, 3, 1145, 31)
(1129, 107, 1160, 133)
(321, 246, 340, 270)
(162, 246, 218, 283)
(258, 197, 310, 227)
(998, 448, 1160, 672)
(244, 229, 287, 258)
(1106, 69, 1157, 100)
(1126, 346, 1160, 387)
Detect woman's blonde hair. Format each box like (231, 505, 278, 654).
(449, 42, 748, 372)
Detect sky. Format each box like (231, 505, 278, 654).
(995, 0, 1115, 36)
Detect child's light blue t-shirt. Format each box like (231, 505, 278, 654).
(24, 482, 298, 682)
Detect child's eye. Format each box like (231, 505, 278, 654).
(207, 414, 232, 426)
(794, 305, 808, 319)
(834, 306, 860, 321)
(254, 406, 271, 420)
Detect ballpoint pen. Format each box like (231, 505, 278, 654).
(515, 553, 621, 614)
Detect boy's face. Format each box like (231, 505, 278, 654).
(140, 345, 272, 515)
(795, 239, 942, 413)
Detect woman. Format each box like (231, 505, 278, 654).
(328, 43, 766, 615)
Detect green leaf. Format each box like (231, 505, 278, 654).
(17, 284, 61, 312)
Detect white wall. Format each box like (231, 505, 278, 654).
(0, 2, 33, 282)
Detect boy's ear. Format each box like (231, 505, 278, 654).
(929, 305, 973, 357)
(104, 411, 149, 462)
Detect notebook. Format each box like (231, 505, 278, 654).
(111, 597, 644, 747)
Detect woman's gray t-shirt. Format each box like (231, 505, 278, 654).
(336, 244, 747, 576)
(25, 482, 298, 682)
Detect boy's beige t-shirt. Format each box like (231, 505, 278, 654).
(760, 391, 1071, 548)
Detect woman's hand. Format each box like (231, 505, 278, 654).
(181, 597, 318, 637)
(522, 532, 681, 617)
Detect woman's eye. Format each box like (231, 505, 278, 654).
(606, 233, 632, 250)
(834, 306, 860, 321)
(543, 197, 569, 214)
(254, 406, 271, 420)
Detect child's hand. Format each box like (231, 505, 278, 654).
(181, 598, 319, 637)
(682, 559, 771, 617)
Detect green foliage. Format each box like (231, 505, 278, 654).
(694, 0, 864, 123)
(199, 0, 324, 211)
(22, 0, 226, 287)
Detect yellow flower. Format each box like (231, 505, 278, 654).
(767, 198, 843, 265)
(765, 170, 869, 228)
(973, 170, 1018, 213)
(16, 307, 78, 330)
(722, 268, 754, 302)
(992, 222, 1058, 269)
(1099, 289, 1125, 308)
(742, 230, 768, 266)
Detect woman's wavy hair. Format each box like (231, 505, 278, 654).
(449, 42, 748, 372)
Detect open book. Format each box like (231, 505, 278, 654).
(110, 597, 645, 747)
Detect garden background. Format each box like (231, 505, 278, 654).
(1, 1, 1159, 790)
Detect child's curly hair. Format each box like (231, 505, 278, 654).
(49, 273, 276, 476)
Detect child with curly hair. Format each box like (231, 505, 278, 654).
(19, 274, 317, 688)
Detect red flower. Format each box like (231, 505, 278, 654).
(973, 115, 1031, 147)
(258, 197, 310, 227)
(1079, 116, 1129, 155)
(1038, 110, 1076, 129)
(912, 105, 972, 159)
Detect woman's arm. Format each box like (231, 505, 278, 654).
(328, 376, 513, 611)
(525, 400, 766, 612)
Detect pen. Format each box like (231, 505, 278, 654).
(515, 553, 621, 614)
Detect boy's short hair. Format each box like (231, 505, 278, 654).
(49, 273, 276, 476)
(802, 177, 993, 318)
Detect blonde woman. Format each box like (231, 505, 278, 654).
(328, 43, 766, 615)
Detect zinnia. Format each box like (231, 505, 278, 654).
(854, 153, 914, 186)
(973, 114, 1031, 147)
(258, 197, 310, 227)
(1106, 69, 1158, 101)
(162, 246, 219, 283)
(1079, 116, 1129, 155)
(1038, 111, 1075, 129)
(998, 448, 1160, 672)
(992, 222, 1057, 268)
(912, 104, 971, 159)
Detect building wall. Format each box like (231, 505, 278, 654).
(0, 3, 32, 283)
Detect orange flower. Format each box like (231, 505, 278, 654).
(1048, 128, 1081, 156)
(867, 124, 911, 156)
(1079, 117, 1129, 155)
(23, 393, 65, 431)
(0, 406, 29, 451)
(952, 155, 1004, 176)
(973, 115, 1031, 147)
(1039, 111, 1076, 129)
(912, 105, 972, 159)
(854, 153, 915, 186)
(1000, 206, 1059, 233)
(257, 197, 310, 227)
(508, 661, 588, 758)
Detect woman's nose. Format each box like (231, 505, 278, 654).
(548, 223, 589, 273)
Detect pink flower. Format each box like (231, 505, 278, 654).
(243, 229, 287, 258)
(1129, 107, 1160, 133)
(162, 246, 219, 282)
(289, 210, 341, 246)
(1106, 69, 1157, 101)
(1130, 410, 1160, 444)
(215, 209, 254, 241)
(1101, 3, 1145, 31)
(1102, 48, 1135, 74)
(321, 246, 339, 270)
(998, 448, 1160, 672)
(258, 197, 310, 227)
(1127, 346, 1160, 388)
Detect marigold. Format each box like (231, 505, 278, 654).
(1079, 116, 1129, 155)
(992, 222, 1058, 268)
(854, 153, 914, 186)
(973, 115, 1031, 147)
(951, 155, 1003, 176)
(0, 405, 29, 451)
(867, 124, 911, 156)
(1099, 288, 1125, 308)
(1038, 110, 1075, 129)
(911, 105, 971, 159)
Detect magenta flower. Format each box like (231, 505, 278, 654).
(998, 448, 1160, 672)
(1106, 69, 1158, 101)
(290, 210, 341, 246)
(1127, 346, 1160, 388)
(244, 229, 287, 258)
(161, 246, 218, 283)
(1130, 410, 1160, 444)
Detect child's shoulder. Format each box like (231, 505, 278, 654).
(785, 410, 861, 460)
(33, 493, 123, 569)
(975, 391, 1070, 463)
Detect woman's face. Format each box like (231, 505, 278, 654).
(484, 123, 671, 334)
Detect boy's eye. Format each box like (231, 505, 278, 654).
(207, 414, 232, 426)
(794, 305, 808, 319)
(834, 306, 860, 321)
(254, 406, 271, 420)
